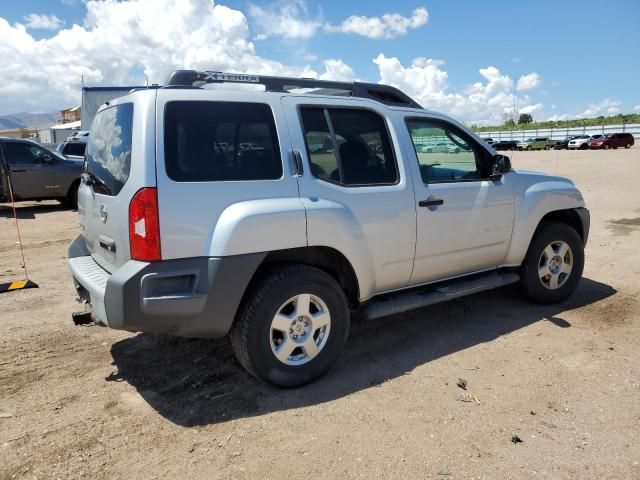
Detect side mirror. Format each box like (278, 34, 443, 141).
(489, 154, 511, 180)
(42, 154, 53, 163)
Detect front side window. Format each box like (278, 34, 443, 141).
(300, 107, 398, 186)
(406, 119, 484, 183)
(164, 101, 282, 182)
(86, 103, 133, 196)
(3, 143, 46, 165)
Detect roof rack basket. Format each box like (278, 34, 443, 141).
(165, 70, 422, 109)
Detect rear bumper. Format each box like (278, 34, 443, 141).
(68, 234, 265, 338)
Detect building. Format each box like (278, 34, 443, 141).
(38, 120, 80, 145)
(60, 107, 81, 124)
(81, 86, 151, 129)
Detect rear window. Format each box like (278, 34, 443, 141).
(61, 142, 86, 157)
(164, 101, 282, 182)
(86, 103, 133, 196)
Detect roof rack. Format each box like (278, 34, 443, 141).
(164, 70, 423, 109)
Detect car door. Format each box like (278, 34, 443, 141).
(281, 97, 417, 298)
(0, 141, 64, 199)
(400, 114, 515, 285)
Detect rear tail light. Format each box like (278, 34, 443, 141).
(129, 187, 161, 261)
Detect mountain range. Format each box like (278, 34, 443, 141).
(0, 111, 60, 130)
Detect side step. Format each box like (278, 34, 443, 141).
(362, 272, 520, 321)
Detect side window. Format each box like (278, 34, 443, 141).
(300, 107, 398, 186)
(164, 101, 282, 182)
(405, 119, 484, 183)
(3, 143, 41, 165)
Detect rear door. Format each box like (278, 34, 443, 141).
(78, 101, 138, 271)
(282, 96, 417, 297)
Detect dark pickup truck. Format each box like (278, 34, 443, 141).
(0, 137, 82, 208)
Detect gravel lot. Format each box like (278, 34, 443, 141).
(1, 148, 639, 479)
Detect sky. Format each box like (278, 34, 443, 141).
(1, 0, 639, 125)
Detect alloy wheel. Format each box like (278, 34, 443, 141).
(538, 241, 573, 290)
(269, 294, 331, 366)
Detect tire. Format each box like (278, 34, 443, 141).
(526, 146, 532, 151)
(580, 144, 588, 150)
(604, 144, 610, 150)
(625, 143, 631, 149)
(62, 182, 79, 209)
(230, 264, 350, 387)
(521, 222, 584, 304)
(544, 145, 550, 150)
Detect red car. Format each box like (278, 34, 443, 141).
(589, 133, 635, 149)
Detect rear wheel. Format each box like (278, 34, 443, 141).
(521, 222, 584, 304)
(604, 144, 610, 150)
(625, 143, 631, 149)
(230, 264, 350, 387)
(62, 181, 79, 209)
(544, 145, 550, 150)
(526, 145, 532, 151)
(580, 143, 588, 150)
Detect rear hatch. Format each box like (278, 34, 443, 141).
(77, 102, 138, 272)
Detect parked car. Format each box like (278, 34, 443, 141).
(517, 137, 554, 150)
(0, 137, 82, 207)
(67, 130, 90, 143)
(568, 135, 601, 150)
(482, 137, 494, 145)
(57, 141, 86, 161)
(493, 140, 518, 151)
(554, 136, 581, 150)
(589, 133, 635, 150)
(68, 70, 589, 387)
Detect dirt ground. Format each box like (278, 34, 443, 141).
(1, 148, 639, 480)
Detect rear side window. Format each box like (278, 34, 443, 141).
(62, 142, 86, 156)
(300, 107, 398, 186)
(86, 103, 133, 196)
(164, 101, 282, 182)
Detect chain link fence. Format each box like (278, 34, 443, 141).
(473, 123, 640, 141)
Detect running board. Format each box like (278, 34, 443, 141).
(362, 272, 520, 321)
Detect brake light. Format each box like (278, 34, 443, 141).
(129, 187, 161, 261)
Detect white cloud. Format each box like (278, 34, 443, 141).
(519, 103, 543, 115)
(248, 1, 320, 39)
(325, 7, 428, 39)
(23, 13, 63, 30)
(634, 105, 640, 112)
(373, 54, 543, 125)
(516, 72, 540, 91)
(546, 113, 571, 121)
(318, 59, 356, 81)
(0, 0, 356, 115)
(579, 98, 621, 117)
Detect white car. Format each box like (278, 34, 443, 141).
(568, 135, 601, 150)
(67, 130, 90, 143)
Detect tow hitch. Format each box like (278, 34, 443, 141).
(72, 309, 93, 326)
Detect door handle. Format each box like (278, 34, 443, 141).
(10, 169, 26, 173)
(419, 198, 444, 207)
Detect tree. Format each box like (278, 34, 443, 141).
(518, 113, 533, 124)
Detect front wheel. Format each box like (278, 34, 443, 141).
(230, 265, 350, 387)
(521, 222, 584, 304)
(526, 145, 532, 151)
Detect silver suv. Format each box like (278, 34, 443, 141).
(68, 70, 590, 387)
